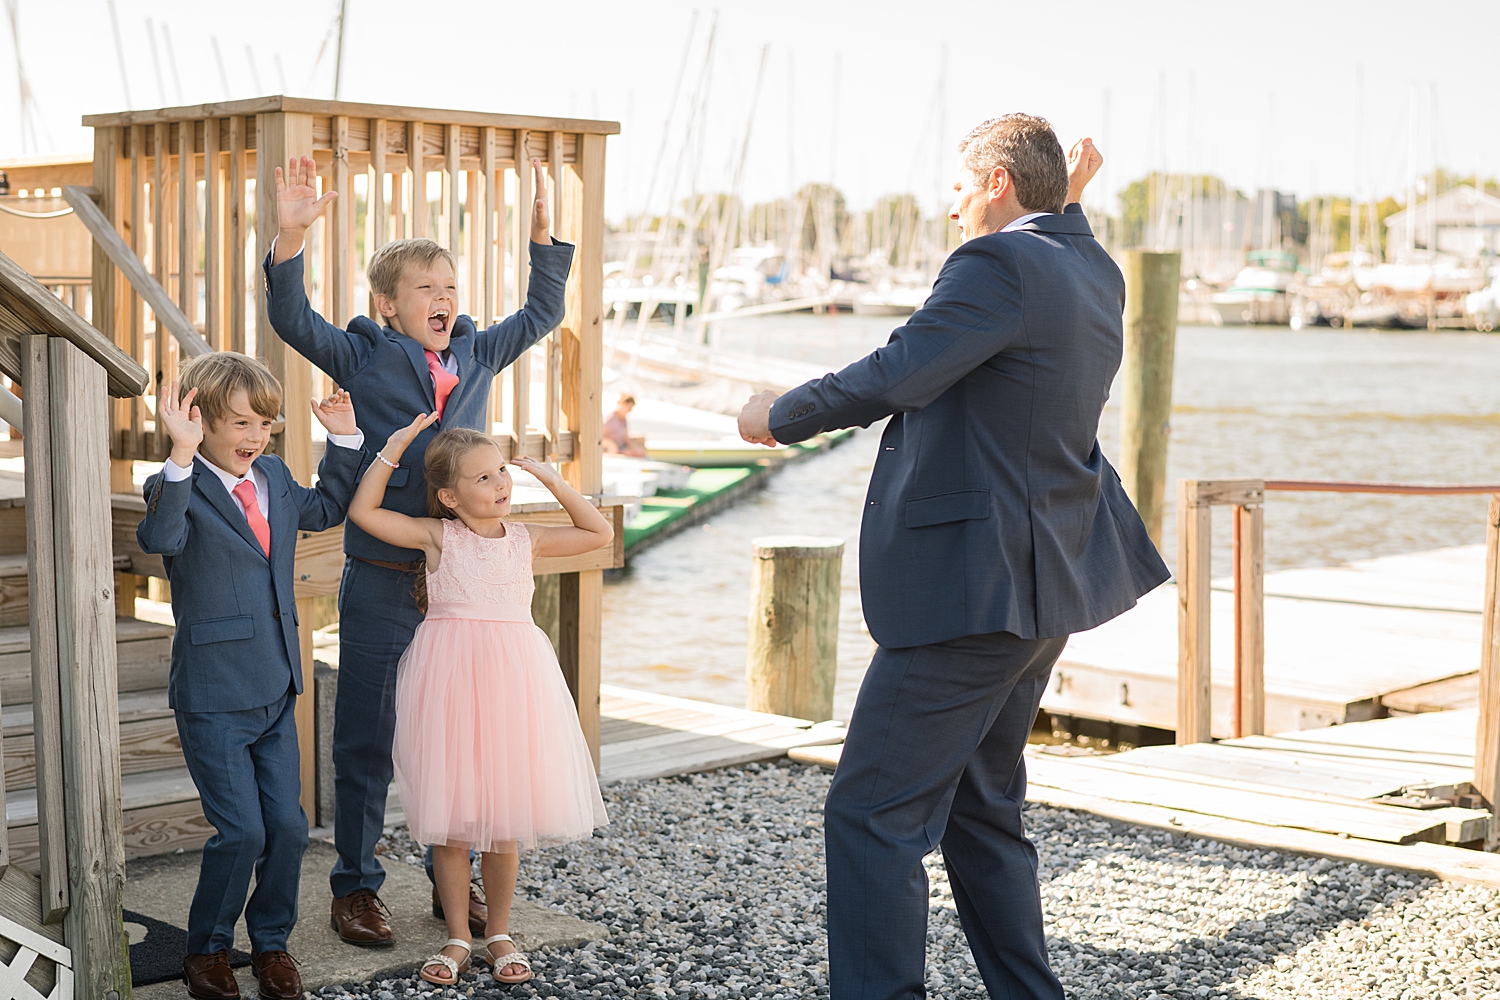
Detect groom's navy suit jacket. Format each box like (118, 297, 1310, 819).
(769, 205, 1169, 648)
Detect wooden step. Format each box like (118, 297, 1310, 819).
(0, 617, 173, 707)
(6, 767, 212, 872)
(2, 690, 178, 791)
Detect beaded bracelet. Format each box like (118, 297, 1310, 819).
(375, 451, 399, 470)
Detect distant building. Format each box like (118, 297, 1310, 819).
(1383, 185, 1500, 257)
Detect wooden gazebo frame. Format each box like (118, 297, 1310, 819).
(71, 97, 621, 811)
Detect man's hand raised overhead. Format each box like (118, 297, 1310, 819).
(1066, 138, 1103, 206)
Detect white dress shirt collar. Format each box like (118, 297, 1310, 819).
(1001, 211, 1051, 233)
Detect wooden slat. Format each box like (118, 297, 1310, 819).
(1176, 482, 1212, 744)
(177, 115, 197, 341)
(467, 166, 481, 319)
(481, 127, 496, 326)
(229, 115, 247, 354)
(1182, 478, 1264, 507)
(332, 116, 351, 326)
(1234, 502, 1265, 737)
(127, 125, 145, 453)
(370, 120, 387, 253)
(1475, 495, 1500, 846)
(0, 618, 172, 708)
(204, 117, 223, 349)
(446, 124, 460, 253)
(82, 97, 621, 136)
(409, 122, 425, 240)
(512, 145, 531, 437)
(49, 337, 129, 996)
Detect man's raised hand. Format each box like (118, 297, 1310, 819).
(738, 390, 781, 447)
(1066, 138, 1103, 205)
(273, 155, 337, 264)
(529, 157, 551, 244)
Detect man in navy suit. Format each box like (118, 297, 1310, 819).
(739, 119, 1170, 999)
(137, 353, 365, 1000)
(263, 155, 574, 944)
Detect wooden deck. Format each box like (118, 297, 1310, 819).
(1047, 545, 1489, 735)
(791, 709, 1500, 888)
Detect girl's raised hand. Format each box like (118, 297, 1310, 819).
(159, 380, 203, 465)
(381, 411, 440, 462)
(311, 389, 357, 437)
(528, 157, 551, 243)
(510, 454, 562, 489)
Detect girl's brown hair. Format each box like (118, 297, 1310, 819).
(412, 428, 505, 612)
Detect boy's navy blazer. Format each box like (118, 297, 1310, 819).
(768, 205, 1170, 649)
(136, 446, 361, 713)
(262, 239, 575, 564)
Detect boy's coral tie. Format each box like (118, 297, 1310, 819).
(231, 480, 272, 557)
(425, 350, 460, 421)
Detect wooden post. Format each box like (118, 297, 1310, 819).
(178, 117, 197, 332)
(409, 122, 426, 240)
(49, 337, 130, 998)
(1119, 250, 1181, 549)
(1474, 495, 1500, 844)
(205, 117, 223, 349)
(1232, 502, 1265, 737)
(256, 111, 320, 820)
(1176, 480, 1212, 744)
(332, 117, 351, 326)
(229, 115, 247, 354)
(747, 537, 842, 721)
(445, 124, 460, 254)
(22, 337, 64, 922)
(481, 127, 497, 325)
(371, 120, 388, 253)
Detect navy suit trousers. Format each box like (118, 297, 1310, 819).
(177, 689, 307, 954)
(330, 558, 424, 898)
(824, 631, 1069, 1000)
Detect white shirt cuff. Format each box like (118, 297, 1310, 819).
(269, 235, 306, 260)
(325, 430, 365, 450)
(163, 457, 193, 481)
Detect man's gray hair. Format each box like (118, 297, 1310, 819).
(958, 114, 1068, 215)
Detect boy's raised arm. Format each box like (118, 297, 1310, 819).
(292, 389, 366, 532)
(136, 382, 202, 557)
(473, 158, 576, 371)
(262, 156, 370, 382)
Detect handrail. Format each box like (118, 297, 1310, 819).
(61, 185, 212, 360)
(1264, 480, 1500, 495)
(1176, 476, 1500, 837)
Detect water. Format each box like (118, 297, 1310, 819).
(602, 318, 1500, 719)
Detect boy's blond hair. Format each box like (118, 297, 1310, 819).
(366, 239, 456, 298)
(177, 352, 282, 429)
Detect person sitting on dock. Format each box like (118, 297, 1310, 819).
(263, 154, 574, 946)
(135, 354, 366, 1000)
(738, 121, 1170, 1000)
(603, 393, 648, 457)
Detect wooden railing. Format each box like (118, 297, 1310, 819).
(83, 98, 621, 784)
(1176, 478, 1500, 822)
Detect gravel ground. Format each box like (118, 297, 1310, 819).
(352, 760, 1500, 1000)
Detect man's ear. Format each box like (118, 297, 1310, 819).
(988, 166, 1011, 202)
(374, 292, 397, 319)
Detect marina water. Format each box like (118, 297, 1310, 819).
(603, 315, 1500, 719)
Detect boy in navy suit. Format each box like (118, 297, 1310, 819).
(137, 352, 366, 1000)
(262, 155, 573, 944)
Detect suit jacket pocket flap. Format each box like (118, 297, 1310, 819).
(190, 615, 255, 645)
(386, 467, 409, 489)
(904, 490, 991, 528)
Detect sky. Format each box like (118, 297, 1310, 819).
(3, 0, 1498, 222)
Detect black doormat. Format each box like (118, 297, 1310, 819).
(124, 909, 252, 987)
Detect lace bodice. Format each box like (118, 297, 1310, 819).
(427, 518, 535, 606)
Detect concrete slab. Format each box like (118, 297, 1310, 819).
(127, 839, 607, 997)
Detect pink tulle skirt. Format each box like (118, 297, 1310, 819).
(392, 612, 608, 853)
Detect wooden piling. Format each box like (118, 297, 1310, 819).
(1475, 495, 1500, 845)
(1119, 250, 1181, 549)
(746, 536, 842, 722)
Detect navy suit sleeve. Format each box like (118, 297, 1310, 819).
(136, 472, 192, 557)
(290, 441, 364, 532)
(767, 241, 1025, 443)
(263, 250, 373, 382)
(471, 239, 576, 371)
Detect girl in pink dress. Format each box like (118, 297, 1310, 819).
(348, 416, 611, 987)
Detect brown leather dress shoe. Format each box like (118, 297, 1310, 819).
(250, 951, 301, 1000)
(183, 950, 240, 1000)
(431, 883, 488, 937)
(330, 888, 395, 946)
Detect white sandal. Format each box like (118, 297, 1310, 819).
(484, 933, 533, 984)
(419, 937, 472, 986)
